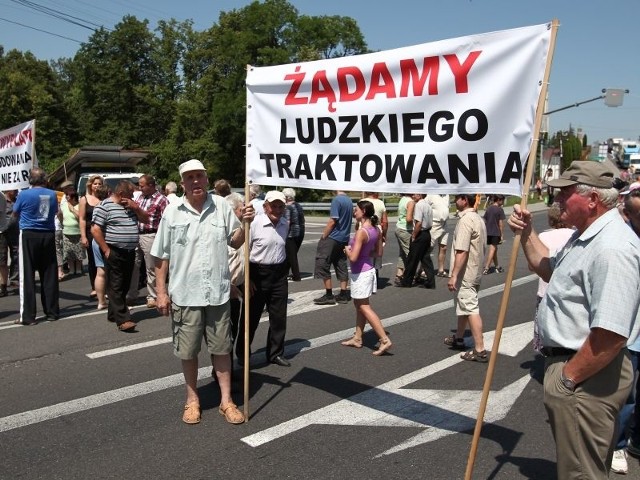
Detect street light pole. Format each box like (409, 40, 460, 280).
(543, 88, 630, 115)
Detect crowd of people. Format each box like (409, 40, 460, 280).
(4, 160, 640, 480)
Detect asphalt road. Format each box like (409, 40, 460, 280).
(1, 204, 638, 479)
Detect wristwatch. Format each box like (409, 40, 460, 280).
(560, 369, 577, 392)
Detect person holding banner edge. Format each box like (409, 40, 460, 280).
(152, 159, 254, 425)
(508, 160, 640, 479)
(240, 190, 290, 367)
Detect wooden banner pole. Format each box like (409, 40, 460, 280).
(464, 19, 560, 479)
(243, 64, 253, 422)
(243, 181, 251, 422)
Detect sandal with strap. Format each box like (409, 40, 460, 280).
(372, 336, 392, 356)
(443, 334, 465, 350)
(219, 402, 245, 424)
(182, 403, 201, 424)
(341, 336, 363, 348)
(460, 349, 489, 363)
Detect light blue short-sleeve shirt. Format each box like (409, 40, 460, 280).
(538, 209, 640, 349)
(151, 194, 240, 307)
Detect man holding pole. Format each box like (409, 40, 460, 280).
(509, 160, 640, 478)
(152, 159, 254, 425)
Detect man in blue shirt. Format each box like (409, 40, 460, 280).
(313, 190, 353, 305)
(510, 161, 640, 479)
(12, 167, 59, 325)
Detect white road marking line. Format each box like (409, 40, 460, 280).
(0, 304, 146, 331)
(87, 338, 173, 359)
(0, 367, 213, 434)
(241, 321, 534, 450)
(84, 262, 398, 359)
(0, 276, 537, 434)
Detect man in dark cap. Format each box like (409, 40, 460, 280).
(509, 160, 640, 479)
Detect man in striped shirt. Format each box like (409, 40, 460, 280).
(92, 181, 149, 331)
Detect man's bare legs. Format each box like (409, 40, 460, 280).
(455, 314, 485, 352)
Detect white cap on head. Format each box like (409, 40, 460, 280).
(264, 190, 286, 204)
(620, 182, 640, 195)
(179, 159, 206, 177)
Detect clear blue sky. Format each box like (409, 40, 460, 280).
(1, 0, 638, 144)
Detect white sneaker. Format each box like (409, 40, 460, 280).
(612, 448, 628, 475)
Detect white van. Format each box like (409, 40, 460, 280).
(77, 172, 143, 195)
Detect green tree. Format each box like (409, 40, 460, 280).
(3, 1, 370, 186)
(0, 48, 79, 172)
(291, 14, 369, 61)
(64, 16, 177, 148)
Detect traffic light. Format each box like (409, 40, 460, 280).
(604, 88, 626, 107)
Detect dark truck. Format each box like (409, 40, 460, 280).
(48, 146, 149, 194)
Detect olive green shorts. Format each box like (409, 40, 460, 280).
(171, 302, 232, 360)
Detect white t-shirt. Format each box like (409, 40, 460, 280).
(536, 227, 574, 297)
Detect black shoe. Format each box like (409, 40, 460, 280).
(335, 292, 351, 304)
(394, 279, 412, 288)
(0, 286, 7, 297)
(420, 282, 436, 290)
(314, 294, 336, 305)
(15, 319, 38, 326)
(270, 356, 291, 367)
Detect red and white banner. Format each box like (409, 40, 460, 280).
(0, 119, 36, 190)
(246, 23, 551, 195)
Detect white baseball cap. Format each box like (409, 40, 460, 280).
(179, 159, 206, 177)
(264, 190, 286, 203)
(620, 182, 640, 196)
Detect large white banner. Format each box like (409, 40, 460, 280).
(0, 119, 36, 190)
(246, 23, 551, 195)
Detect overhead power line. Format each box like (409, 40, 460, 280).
(0, 16, 82, 43)
(9, 0, 109, 31)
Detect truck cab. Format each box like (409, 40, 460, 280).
(48, 146, 149, 193)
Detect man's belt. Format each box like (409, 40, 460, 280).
(140, 229, 157, 234)
(540, 347, 576, 357)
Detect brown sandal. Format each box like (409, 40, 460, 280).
(219, 402, 245, 424)
(182, 403, 201, 424)
(460, 349, 489, 363)
(443, 334, 465, 350)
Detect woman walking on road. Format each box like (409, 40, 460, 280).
(341, 200, 392, 356)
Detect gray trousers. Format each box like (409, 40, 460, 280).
(544, 349, 632, 479)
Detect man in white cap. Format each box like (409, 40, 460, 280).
(236, 189, 290, 367)
(509, 160, 640, 478)
(151, 159, 254, 425)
